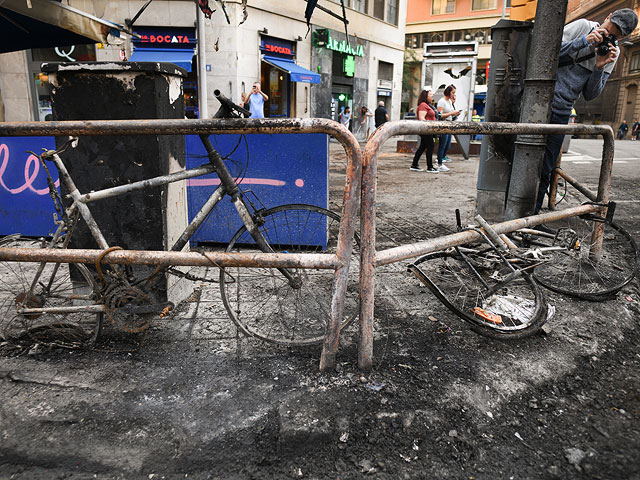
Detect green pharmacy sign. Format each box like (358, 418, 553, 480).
(314, 29, 364, 57)
(344, 55, 355, 77)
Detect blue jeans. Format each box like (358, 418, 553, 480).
(437, 134, 452, 164)
(535, 111, 571, 213)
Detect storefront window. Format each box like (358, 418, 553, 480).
(261, 63, 289, 117)
(351, 0, 367, 13)
(471, 0, 497, 10)
(29, 44, 97, 121)
(432, 0, 455, 14)
(386, 0, 398, 25)
(630, 52, 640, 73)
(378, 61, 393, 81)
(373, 0, 385, 20)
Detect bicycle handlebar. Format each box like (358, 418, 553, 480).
(213, 89, 251, 119)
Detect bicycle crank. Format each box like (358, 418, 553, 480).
(103, 283, 171, 334)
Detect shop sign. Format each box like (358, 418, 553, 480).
(377, 89, 392, 97)
(133, 27, 196, 48)
(314, 29, 364, 57)
(260, 36, 295, 58)
(343, 55, 355, 77)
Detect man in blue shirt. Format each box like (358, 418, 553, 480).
(535, 8, 638, 213)
(242, 82, 269, 118)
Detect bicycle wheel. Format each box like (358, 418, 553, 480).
(0, 235, 103, 348)
(219, 204, 359, 346)
(514, 218, 639, 301)
(409, 248, 548, 339)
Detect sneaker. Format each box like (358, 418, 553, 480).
(427, 167, 439, 173)
(442, 157, 453, 163)
(409, 167, 424, 172)
(438, 164, 450, 172)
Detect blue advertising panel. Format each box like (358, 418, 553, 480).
(185, 133, 328, 245)
(1, 134, 329, 244)
(0, 136, 58, 237)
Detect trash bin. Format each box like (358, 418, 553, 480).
(42, 61, 189, 302)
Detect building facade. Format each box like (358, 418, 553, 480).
(0, 0, 407, 124)
(403, 0, 511, 112)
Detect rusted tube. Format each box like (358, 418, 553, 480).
(553, 168, 597, 203)
(589, 127, 615, 261)
(548, 152, 563, 209)
(19, 305, 106, 314)
(320, 120, 363, 372)
(374, 203, 600, 267)
(0, 118, 613, 139)
(0, 247, 342, 269)
(79, 165, 216, 203)
(0, 117, 344, 138)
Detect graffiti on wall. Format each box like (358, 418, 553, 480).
(0, 137, 58, 237)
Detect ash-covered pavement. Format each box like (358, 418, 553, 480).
(1, 138, 639, 479)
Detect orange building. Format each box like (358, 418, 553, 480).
(403, 0, 511, 111)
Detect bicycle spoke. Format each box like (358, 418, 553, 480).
(220, 205, 359, 346)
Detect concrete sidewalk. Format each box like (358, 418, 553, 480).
(1, 138, 639, 478)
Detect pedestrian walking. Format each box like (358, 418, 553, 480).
(471, 109, 482, 140)
(359, 106, 375, 139)
(436, 85, 462, 171)
(240, 82, 269, 118)
(534, 8, 638, 213)
(410, 89, 439, 173)
(618, 119, 629, 139)
(339, 106, 352, 131)
(632, 118, 640, 140)
(374, 101, 389, 128)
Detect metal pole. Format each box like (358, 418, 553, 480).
(504, 0, 568, 220)
(197, 0, 209, 119)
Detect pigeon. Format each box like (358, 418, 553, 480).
(444, 66, 473, 79)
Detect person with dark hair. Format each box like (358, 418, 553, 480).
(360, 106, 374, 139)
(410, 89, 438, 173)
(339, 106, 352, 130)
(436, 85, 462, 172)
(535, 8, 638, 213)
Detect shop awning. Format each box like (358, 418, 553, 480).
(0, 0, 127, 54)
(129, 48, 194, 72)
(262, 55, 321, 84)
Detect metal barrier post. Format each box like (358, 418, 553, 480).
(0, 118, 362, 372)
(359, 120, 615, 371)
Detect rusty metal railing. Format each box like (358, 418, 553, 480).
(0, 118, 362, 370)
(357, 120, 615, 371)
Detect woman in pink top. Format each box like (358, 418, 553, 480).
(410, 89, 438, 172)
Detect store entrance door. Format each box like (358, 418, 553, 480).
(331, 84, 353, 125)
